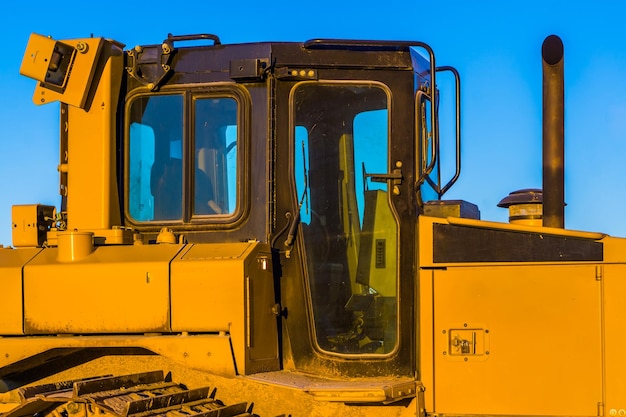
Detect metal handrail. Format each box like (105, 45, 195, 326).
(415, 65, 461, 198)
(437, 65, 462, 197)
(165, 33, 222, 46)
(415, 90, 437, 187)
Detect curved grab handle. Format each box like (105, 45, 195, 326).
(415, 66, 461, 198)
(415, 89, 438, 188)
(165, 33, 222, 46)
(437, 65, 461, 197)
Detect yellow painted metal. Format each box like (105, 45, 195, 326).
(428, 264, 602, 415)
(0, 248, 41, 335)
(23, 244, 183, 333)
(56, 230, 94, 262)
(22, 35, 104, 109)
(600, 235, 626, 262)
(247, 370, 418, 404)
(46, 227, 134, 247)
(171, 242, 279, 375)
(11, 204, 55, 247)
(417, 215, 617, 414)
(20, 34, 59, 83)
(602, 264, 626, 414)
(447, 215, 606, 240)
(357, 189, 397, 296)
(418, 268, 435, 413)
(0, 334, 236, 378)
(20, 34, 126, 236)
(338, 133, 362, 293)
(10, 241, 276, 377)
(65, 42, 124, 232)
(171, 243, 250, 331)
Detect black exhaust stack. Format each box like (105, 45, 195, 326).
(542, 35, 565, 228)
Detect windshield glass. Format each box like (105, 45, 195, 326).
(293, 81, 398, 355)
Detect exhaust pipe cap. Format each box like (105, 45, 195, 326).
(498, 189, 543, 226)
(542, 35, 564, 66)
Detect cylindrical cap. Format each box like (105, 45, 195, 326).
(498, 189, 543, 226)
(497, 189, 543, 208)
(57, 230, 94, 262)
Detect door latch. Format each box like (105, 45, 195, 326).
(365, 168, 403, 186)
(445, 327, 489, 360)
(451, 331, 477, 354)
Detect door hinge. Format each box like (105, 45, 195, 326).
(596, 265, 603, 281)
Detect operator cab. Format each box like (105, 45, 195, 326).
(120, 36, 460, 379)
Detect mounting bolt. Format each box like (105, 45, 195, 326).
(66, 402, 80, 414)
(75, 42, 88, 53)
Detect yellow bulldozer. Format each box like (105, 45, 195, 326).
(1, 32, 624, 416)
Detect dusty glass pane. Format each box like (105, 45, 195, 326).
(128, 95, 183, 221)
(194, 98, 238, 216)
(293, 83, 397, 355)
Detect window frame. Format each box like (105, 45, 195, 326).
(123, 84, 250, 230)
(288, 79, 401, 359)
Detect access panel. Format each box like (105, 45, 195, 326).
(24, 244, 182, 334)
(431, 264, 602, 416)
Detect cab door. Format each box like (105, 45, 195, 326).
(273, 59, 418, 378)
(292, 81, 399, 355)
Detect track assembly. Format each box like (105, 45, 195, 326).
(4, 371, 254, 417)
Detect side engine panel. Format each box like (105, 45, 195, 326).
(0, 241, 278, 379)
(24, 244, 182, 333)
(428, 264, 602, 415)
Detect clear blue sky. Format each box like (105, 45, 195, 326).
(2, 1, 626, 246)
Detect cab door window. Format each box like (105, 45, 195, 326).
(292, 82, 398, 356)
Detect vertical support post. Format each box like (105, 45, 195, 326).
(66, 43, 124, 231)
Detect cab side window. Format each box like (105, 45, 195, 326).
(127, 93, 239, 224)
(193, 97, 238, 216)
(128, 94, 183, 222)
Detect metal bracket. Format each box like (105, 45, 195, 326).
(126, 43, 173, 91)
(230, 59, 269, 81)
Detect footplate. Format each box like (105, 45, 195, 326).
(4, 371, 254, 417)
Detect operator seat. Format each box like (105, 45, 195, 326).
(194, 167, 217, 215)
(150, 157, 218, 220)
(150, 158, 182, 220)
